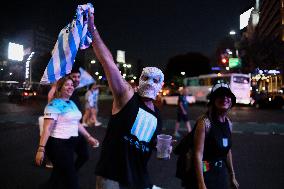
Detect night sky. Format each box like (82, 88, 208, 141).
(1, 0, 254, 69)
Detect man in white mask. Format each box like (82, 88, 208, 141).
(138, 67, 164, 100)
(87, 9, 166, 189)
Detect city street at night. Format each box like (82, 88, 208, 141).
(1, 0, 284, 189)
(0, 94, 283, 189)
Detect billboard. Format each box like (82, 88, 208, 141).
(116, 50, 125, 63)
(8, 42, 24, 61)
(240, 7, 254, 30)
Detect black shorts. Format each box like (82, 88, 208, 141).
(177, 113, 189, 122)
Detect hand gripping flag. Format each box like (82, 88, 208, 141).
(40, 3, 94, 84)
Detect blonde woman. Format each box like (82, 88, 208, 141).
(35, 76, 99, 189)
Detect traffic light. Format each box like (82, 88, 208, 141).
(220, 53, 229, 65)
(221, 58, 228, 64)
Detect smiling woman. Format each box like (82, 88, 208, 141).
(176, 82, 239, 189)
(35, 75, 99, 189)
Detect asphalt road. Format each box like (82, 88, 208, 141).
(0, 95, 284, 189)
(0, 121, 284, 189)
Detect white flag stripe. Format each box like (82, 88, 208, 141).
(72, 24, 81, 49)
(143, 116, 157, 142)
(134, 110, 145, 137)
(145, 116, 156, 142)
(52, 41, 62, 81)
(139, 116, 150, 141)
(63, 31, 73, 74)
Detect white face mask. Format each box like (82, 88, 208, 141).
(138, 67, 164, 100)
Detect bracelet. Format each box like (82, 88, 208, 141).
(39, 145, 45, 148)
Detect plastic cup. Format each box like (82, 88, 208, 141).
(156, 134, 172, 160)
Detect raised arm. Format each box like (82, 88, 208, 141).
(87, 10, 134, 113)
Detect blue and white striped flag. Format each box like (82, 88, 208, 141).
(40, 3, 94, 84)
(78, 67, 95, 88)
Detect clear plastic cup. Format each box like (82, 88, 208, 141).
(156, 134, 172, 160)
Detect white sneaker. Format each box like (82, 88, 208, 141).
(45, 161, 53, 169)
(152, 185, 163, 189)
(95, 121, 102, 127)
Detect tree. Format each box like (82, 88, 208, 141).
(165, 52, 211, 87)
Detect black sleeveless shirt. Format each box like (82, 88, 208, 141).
(95, 93, 162, 188)
(203, 117, 232, 161)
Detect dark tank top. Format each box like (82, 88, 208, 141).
(95, 93, 162, 188)
(203, 117, 232, 161)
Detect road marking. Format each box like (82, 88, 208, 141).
(247, 122, 258, 125)
(15, 122, 26, 124)
(232, 131, 243, 134)
(253, 132, 269, 135)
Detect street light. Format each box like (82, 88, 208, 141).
(229, 30, 236, 35)
(181, 72, 185, 76)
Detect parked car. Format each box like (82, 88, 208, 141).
(252, 92, 284, 109)
(8, 88, 37, 103)
(160, 93, 196, 105)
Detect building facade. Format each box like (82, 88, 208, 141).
(239, 0, 284, 94)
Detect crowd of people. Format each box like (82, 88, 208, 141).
(35, 6, 239, 189)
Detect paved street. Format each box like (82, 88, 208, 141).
(0, 95, 284, 189)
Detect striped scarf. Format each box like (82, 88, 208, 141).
(40, 3, 94, 84)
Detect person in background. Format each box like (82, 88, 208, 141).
(69, 69, 94, 170)
(191, 83, 239, 189)
(35, 76, 99, 189)
(83, 81, 102, 127)
(174, 87, 192, 138)
(87, 9, 165, 189)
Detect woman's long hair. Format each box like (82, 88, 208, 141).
(53, 76, 74, 99)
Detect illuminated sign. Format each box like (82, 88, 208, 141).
(211, 67, 221, 71)
(229, 58, 241, 68)
(240, 7, 254, 30)
(8, 42, 24, 61)
(25, 52, 35, 79)
(116, 50, 125, 63)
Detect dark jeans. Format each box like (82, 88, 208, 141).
(75, 133, 89, 171)
(45, 136, 88, 189)
(184, 161, 228, 189)
(177, 112, 189, 122)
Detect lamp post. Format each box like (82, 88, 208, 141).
(229, 30, 239, 57)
